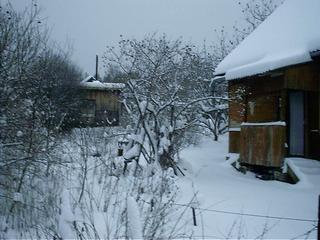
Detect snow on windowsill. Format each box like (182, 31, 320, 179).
(241, 121, 286, 126)
(229, 128, 241, 132)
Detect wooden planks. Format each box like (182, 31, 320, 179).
(229, 130, 241, 153)
(240, 124, 285, 167)
(80, 89, 122, 126)
(246, 94, 280, 122)
(284, 62, 319, 91)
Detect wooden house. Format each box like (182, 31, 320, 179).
(215, 0, 320, 168)
(79, 76, 125, 126)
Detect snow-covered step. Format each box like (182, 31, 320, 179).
(284, 158, 320, 187)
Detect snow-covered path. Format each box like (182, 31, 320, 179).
(178, 135, 319, 239)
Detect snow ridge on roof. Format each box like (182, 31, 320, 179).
(215, 0, 320, 80)
(80, 75, 125, 90)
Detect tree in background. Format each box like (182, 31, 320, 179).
(238, 0, 282, 38)
(0, 3, 82, 237)
(207, 0, 283, 140)
(212, 0, 283, 68)
(104, 35, 227, 173)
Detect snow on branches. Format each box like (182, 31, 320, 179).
(104, 34, 228, 173)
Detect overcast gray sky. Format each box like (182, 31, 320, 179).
(9, 0, 246, 75)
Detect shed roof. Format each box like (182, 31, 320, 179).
(80, 75, 125, 90)
(215, 0, 320, 80)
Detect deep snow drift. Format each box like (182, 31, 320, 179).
(178, 135, 319, 239)
(4, 130, 318, 239)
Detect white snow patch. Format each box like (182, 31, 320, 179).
(228, 127, 240, 132)
(124, 144, 140, 160)
(126, 196, 143, 239)
(59, 189, 76, 238)
(128, 132, 144, 145)
(285, 158, 320, 188)
(177, 135, 319, 239)
(80, 76, 125, 90)
(13, 192, 23, 203)
(0, 116, 7, 126)
(241, 121, 286, 126)
(16, 131, 23, 137)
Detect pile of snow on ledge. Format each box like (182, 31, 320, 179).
(284, 158, 320, 188)
(241, 121, 286, 126)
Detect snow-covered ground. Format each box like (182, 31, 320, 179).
(3, 129, 318, 239)
(177, 134, 319, 239)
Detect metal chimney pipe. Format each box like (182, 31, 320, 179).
(95, 55, 98, 80)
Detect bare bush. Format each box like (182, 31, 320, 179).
(0, 3, 82, 238)
(104, 35, 228, 173)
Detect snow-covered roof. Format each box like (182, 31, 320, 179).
(215, 0, 320, 80)
(80, 75, 125, 90)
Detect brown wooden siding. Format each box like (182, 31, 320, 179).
(84, 89, 121, 112)
(229, 131, 240, 153)
(80, 89, 121, 126)
(284, 62, 320, 159)
(246, 93, 280, 122)
(240, 125, 285, 167)
(228, 83, 246, 128)
(284, 63, 320, 91)
(229, 76, 284, 125)
(228, 61, 320, 161)
(228, 76, 285, 154)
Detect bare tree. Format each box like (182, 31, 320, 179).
(0, 3, 82, 238)
(238, 0, 282, 38)
(104, 35, 227, 172)
(212, 0, 283, 67)
(208, 0, 283, 139)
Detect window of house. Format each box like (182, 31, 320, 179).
(81, 99, 96, 118)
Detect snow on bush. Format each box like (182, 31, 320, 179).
(55, 127, 191, 239)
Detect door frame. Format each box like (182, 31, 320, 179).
(287, 90, 305, 157)
(305, 91, 320, 159)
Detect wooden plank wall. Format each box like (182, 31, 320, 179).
(229, 130, 240, 153)
(246, 94, 280, 122)
(228, 61, 320, 161)
(229, 83, 247, 128)
(284, 62, 320, 159)
(84, 89, 121, 112)
(81, 89, 122, 126)
(240, 125, 285, 167)
(284, 63, 320, 91)
(228, 76, 284, 153)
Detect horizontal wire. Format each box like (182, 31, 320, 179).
(141, 199, 317, 223)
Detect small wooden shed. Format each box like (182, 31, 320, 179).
(79, 76, 125, 126)
(215, 0, 320, 168)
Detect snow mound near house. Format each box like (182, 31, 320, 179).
(215, 0, 320, 80)
(178, 135, 319, 239)
(284, 157, 320, 188)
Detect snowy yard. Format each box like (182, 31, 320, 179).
(178, 135, 319, 239)
(3, 0, 320, 239)
(2, 128, 319, 239)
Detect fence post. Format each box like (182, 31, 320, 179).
(318, 195, 320, 240)
(150, 199, 154, 212)
(192, 207, 197, 226)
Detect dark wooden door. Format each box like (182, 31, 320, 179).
(306, 91, 320, 159)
